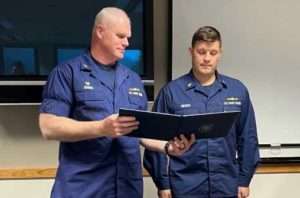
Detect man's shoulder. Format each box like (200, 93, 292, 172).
(55, 54, 84, 70)
(47, 55, 82, 79)
(165, 72, 188, 84)
(166, 73, 190, 88)
(122, 65, 139, 77)
(118, 63, 143, 82)
(219, 74, 248, 90)
(158, 73, 190, 95)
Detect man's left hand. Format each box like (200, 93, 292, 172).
(238, 186, 249, 198)
(167, 134, 196, 156)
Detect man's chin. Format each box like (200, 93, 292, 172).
(199, 69, 214, 75)
(117, 53, 124, 59)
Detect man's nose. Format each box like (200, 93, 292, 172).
(123, 38, 129, 47)
(204, 53, 211, 62)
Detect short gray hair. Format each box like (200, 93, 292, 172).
(93, 7, 129, 27)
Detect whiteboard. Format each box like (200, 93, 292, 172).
(172, 0, 300, 152)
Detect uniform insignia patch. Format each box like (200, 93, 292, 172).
(180, 104, 191, 108)
(128, 87, 143, 97)
(224, 97, 241, 105)
(83, 81, 94, 90)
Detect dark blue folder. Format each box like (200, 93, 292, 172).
(119, 108, 240, 140)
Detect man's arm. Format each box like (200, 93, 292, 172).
(140, 135, 195, 156)
(39, 113, 139, 142)
(143, 87, 173, 192)
(237, 89, 260, 188)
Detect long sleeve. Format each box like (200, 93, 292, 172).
(237, 89, 260, 186)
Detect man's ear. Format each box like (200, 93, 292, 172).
(95, 25, 104, 39)
(188, 47, 193, 56)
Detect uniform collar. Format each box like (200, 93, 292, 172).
(184, 70, 227, 91)
(80, 52, 130, 88)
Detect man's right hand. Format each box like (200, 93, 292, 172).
(100, 114, 139, 137)
(158, 189, 172, 198)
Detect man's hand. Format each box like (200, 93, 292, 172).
(238, 186, 249, 198)
(167, 134, 196, 156)
(158, 189, 172, 198)
(101, 114, 139, 137)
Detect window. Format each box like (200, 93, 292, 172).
(2, 47, 36, 75)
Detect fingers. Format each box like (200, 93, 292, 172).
(175, 134, 196, 150)
(158, 189, 172, 198)
(238, 187, 249, 198)
(113, 120, 139, 136)
(114, 119, 139, 128)
(238, 191, 245, 198)
(166, 133, 196, 156)
(117, 115, 137, 122)
(173, 136, 185, 149)
(116, 115, 139, 127)
(113, 127, 137, 137)
(180, 134, 188, 146)
(103, 114, 139, 137)
(167, 140, 185, 156)
(238, 191, 242, 198)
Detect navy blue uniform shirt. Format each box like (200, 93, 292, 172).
(144, 71, 259, 198)
(40, 52, 147, 198)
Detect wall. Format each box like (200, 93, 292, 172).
(0, 106, 58, 169)
(0, 0, 300, 197)
(171, 0, 300, 151)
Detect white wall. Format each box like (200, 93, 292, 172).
(0, 179, 53, 198)
(172, 0, 300, 149)
(0, 106, 58, 168)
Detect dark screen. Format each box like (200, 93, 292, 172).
(0, 0, 152, 78)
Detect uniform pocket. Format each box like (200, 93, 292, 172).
(128, 95, 145, 109)
(224, 104, 242, 112)
(76, 90, 105, 101)
(74, 90, 110, 120)
(223, 98, 242, 112)
(62, 138, 113, 163)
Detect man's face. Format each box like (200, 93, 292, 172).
(189, 41, 222, 77)
(99, 17, 131, 61)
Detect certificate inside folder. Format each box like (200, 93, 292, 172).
(119, 108, 240, 140)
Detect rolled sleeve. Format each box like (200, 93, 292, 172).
(40, 64, 73, 117)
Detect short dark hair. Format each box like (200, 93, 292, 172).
(191, 26, 222, 47)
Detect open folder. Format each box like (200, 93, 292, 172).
(119, 108, 240, 140)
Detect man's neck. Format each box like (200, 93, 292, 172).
(193, 70, 216, 86)
(90, 47, 116, 66)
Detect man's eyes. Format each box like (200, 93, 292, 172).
(117, 34, 127, 39)
(198, 50, 206, 55)
(117, 35, 124, 39)
(210, 51, 218, 56)
(197, 50, 218, 56)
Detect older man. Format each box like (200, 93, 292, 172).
(39, 7, 194, 198)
